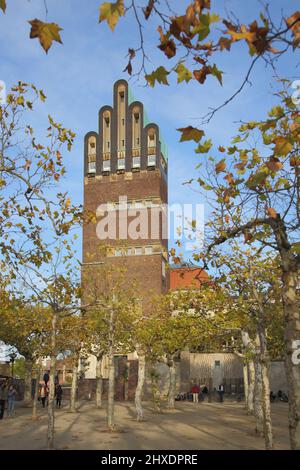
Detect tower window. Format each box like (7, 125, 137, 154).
(119, 91, 125, 102)
(135, 247, 142, 256)
(145, 246, 153, 255)
(107, 141, 110, 149)
(134, 113, 139, 123)
(105, 117, 110, 127)
(136, 137, 140, 145)
(122, 118, 125, 125)
(122, 139, 125, 147)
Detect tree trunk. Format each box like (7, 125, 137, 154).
(167, 355, 176, 410)
(271, 216, 300, 449)
(107, 307, 115, 431)
(261, 360, 273, 449)
(253, 359, 264, 436)
(243, 362, 249, 411)
(47, 312, 57, 450)
(247, 361, 255, 415)
(95, 355, 103, 409)
(69, 362, 78, 413)
(135, 353, 146, 421)
(282, 267, 300, 449)
(24, 357, 33, 405)
(32, 360, 41, 419)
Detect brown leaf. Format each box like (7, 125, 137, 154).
(28, 19, 63, 53)
(267, 207, 277, 219)
(285, 11, 300, 48)
(215, 160, 226, 173)
(266, 156, 283, 172)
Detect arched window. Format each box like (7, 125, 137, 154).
(147, 127, 156, 166)
(102, 110, 111, 163)
(117, 85, 126, 156)
(87, 136, 96, 174)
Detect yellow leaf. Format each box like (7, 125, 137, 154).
(0, 0, 6, 14)
(29, 19, 63, 53)
(99, 1, 125, 32)
(215, 160, 226, 173)
(273, 136, 293, 156)
(66, 197, 71, 208)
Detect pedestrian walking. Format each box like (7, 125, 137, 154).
(55, 384, 63, 408)
(0, 380, 8, 420)
(40, 384, 48, 408)
(191, 384, 200, 403)
(218, 383, 225, 402)
(7, 384, 17, 417)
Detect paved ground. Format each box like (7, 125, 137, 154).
(0, 400, 290, 450)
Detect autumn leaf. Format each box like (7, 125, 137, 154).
(0, 0, 6, 14)
(175, 63, 193, 83)
(177, 126, 204, 143)
(99, 0, 125, 32)
(273, 136, 293, 156)
(143, 0, 154, 20)
(65, 197, 71, 208)
(215, 159, 226, 173)
(267, 207, 277, 218)
(266, 156, 283, 172)
(145, 66, 169, 87)
(285, 11, 300, 48)
(28, 19, 63, 53)
(218, 36, 231, 51)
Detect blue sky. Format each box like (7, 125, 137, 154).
(0, 0, 299, 260)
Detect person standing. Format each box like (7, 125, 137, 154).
(43, 371, 50, 387)
(218, 383, 225, 402)
(55, 384, 63, 408)
(40, 384, 47, 408)
(0, 380, 8, 419)
(191, 384, 200, 403)
(7, 384, 17, 417)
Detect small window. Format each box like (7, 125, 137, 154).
(105, 117, 110, 127)
(122, 139, 125, 147)
(88, 161, 96, 174)
(126, 247, 133, 256)
(122, 118, 125, 125)
(134, 113, 139, 123)
(215, 361, 221, 367)
(90, 142, 96, 149)
(162, 260, 166, 278)
(145, 246, 152, 255)
(135, 200, 143, 209)
(115, 249, 122, 257)
(145, 199, 152, 207)
(107, 141, 110, 149)
(119, 91, 125, 102)
(148, 155, 156, 166)
(135, 247, 142, 256)
(136, 137, 140, 145)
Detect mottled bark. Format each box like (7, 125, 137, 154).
(107, 308, 115, 431)
(95, 355, 103, 409)
(23, 357, 33, 404)
(243, 362, 249, 411)
(47, 312, 57, 450)
(167, 355, 176, 410)
(69, 361, 78, 413)
(32, 361, 41, 419)
(253, 359, 264, 436)
(135, 353, 146, 421)
(247, 361, 255, 415)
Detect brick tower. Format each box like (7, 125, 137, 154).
(82, 79, 168, 300)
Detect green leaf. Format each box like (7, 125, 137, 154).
(210, 64, 223, 85)
(195, 139, 212, 153)
(99, 0, 125, 31)
(145, 66, 170, 87)
(175, 63, 192, 84)
(177, 126, 205, 143)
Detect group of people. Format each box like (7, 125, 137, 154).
(39, 371, 63, 408)
(270, 390, 288, 403)
(176, 383, 225, 403)
(0, 379, 17, 419)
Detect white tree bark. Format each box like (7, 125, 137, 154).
(107, 307, 115, 431)
(32, 360, 41, 419)
(167, 355, 176, 410)
(69, 361, 78, 413)
(47, 312, 57, 450)
(247, 361, 255, 415)
(24, 357, 33, 404)
(253, 359, 264, 436)
(95, 355, 103, 409)
(135, 353, 146, 421)
(243, 362, 249, 411)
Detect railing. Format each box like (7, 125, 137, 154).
(147, 146, 156, 155)
(103, 152, 111, 160)
(117, 158, 125, 169)
(88, 161, 96, 174)
(147, 155, 156, 166)
(132, 148, 141, 157)
(132, 156, 140, 168)
(118, 150, 125, 158)
(103, 160, 111, 172)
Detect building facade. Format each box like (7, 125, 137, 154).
(83, 79, 169, 299)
